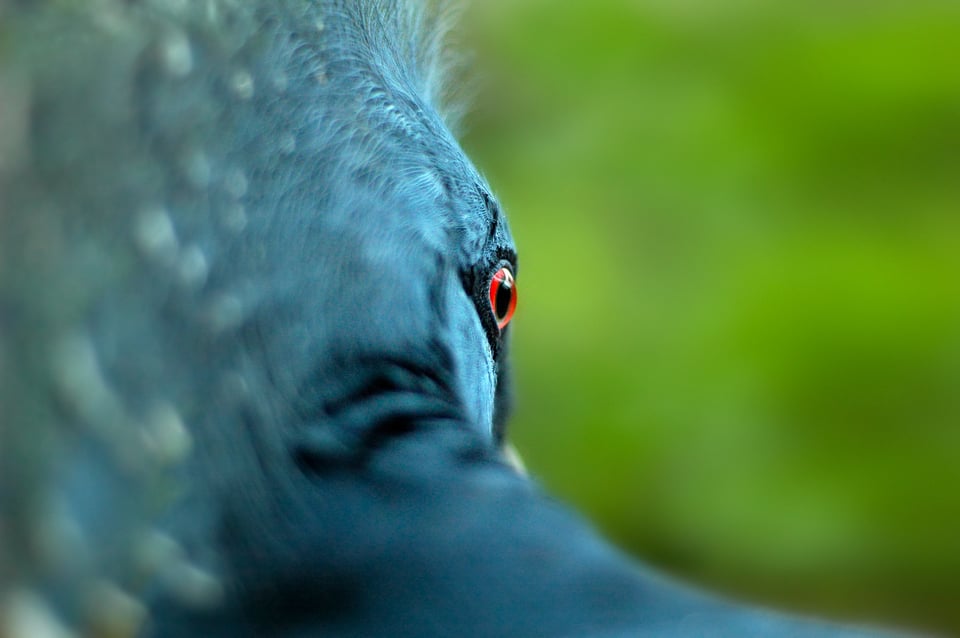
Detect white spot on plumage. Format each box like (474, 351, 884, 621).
(134, 205, 178, 265)
(134, 530, 184, 578)
(221, 203, 248, 233)
(271, 70, 288, 93)
(279, 133, 296, 155)
(224, 168, 248, 199)
(182, 150, 212, 189)
(162, 562, 224, 610)
(177, 244, 209, 289)
(141, 402, 192, 465)
(204, 293, 245, 333)
(0, 590, 77, 638)
(51, 334, 124, 432)
(230, 69, 254, 100)
(158, 30, 193, 78)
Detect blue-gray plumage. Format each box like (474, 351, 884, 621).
(0, 1, 911, 636)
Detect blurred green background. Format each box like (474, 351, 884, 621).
(460, 1, 960, 634)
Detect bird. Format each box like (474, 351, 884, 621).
(0, 1, 910, 636)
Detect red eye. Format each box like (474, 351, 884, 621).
(489, 267, 517, 330)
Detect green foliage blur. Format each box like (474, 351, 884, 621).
(460, 1, 960, 634)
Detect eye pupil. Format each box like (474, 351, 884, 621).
(495, 282, 512, 318)
(489, 267, 517, 330)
